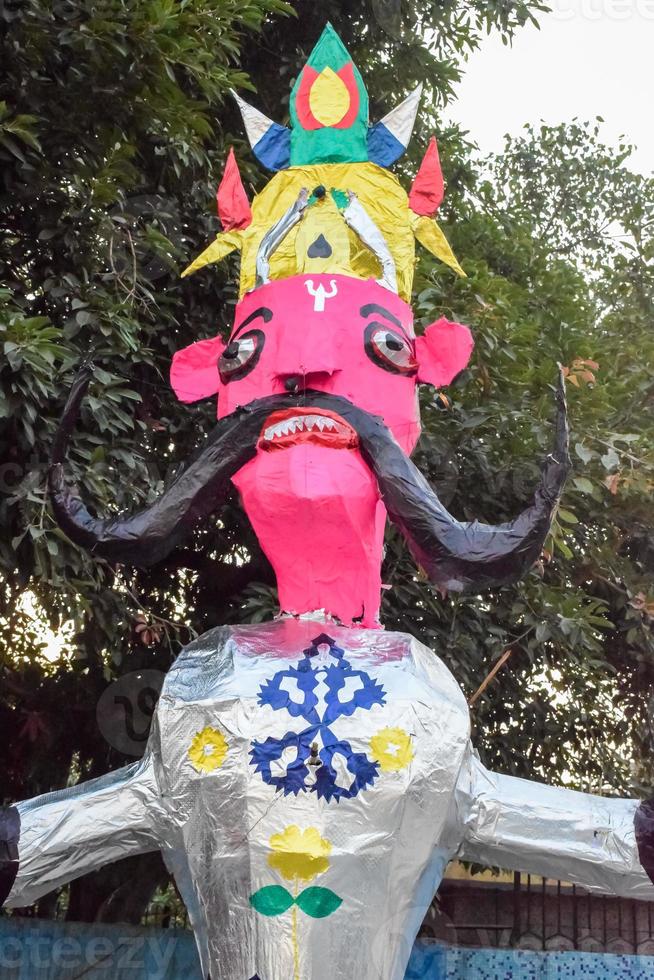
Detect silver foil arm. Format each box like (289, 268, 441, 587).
(5, 756, 163, 908)
(456, 753, 654, 901)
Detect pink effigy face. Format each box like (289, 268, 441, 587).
(171, 273, 473, 626)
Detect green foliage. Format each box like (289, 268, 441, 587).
(383, 121, 654, 797)
(2, 0, 653, 921)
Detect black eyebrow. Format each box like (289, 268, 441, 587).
(360, 303, 412, 345)
(230, 307, 273, 341)
(359, 304, 402, 328)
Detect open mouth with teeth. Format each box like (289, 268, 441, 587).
(259, 407, 359, 452)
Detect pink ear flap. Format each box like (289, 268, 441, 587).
(414, 317, 474, 387)
(170, 335, 226, 403)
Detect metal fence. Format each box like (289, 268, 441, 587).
(426, 874, 654, 954)
(7, 873, 654, 957)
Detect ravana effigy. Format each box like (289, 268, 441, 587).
(3, 24, 654, 980)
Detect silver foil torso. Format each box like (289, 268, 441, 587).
(11, 617, 654, 973)
(147, 617, 470, 980)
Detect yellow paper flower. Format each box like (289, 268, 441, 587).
(370, 727, 414, 772)
(267, 825, 332, 883)
(188, 726, 228, 773)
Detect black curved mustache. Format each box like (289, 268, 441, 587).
(310, 381, 570, 592)
(49, 367, 569, 592)
(49, 366, 297, 567)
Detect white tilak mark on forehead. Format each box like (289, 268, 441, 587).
(305, 278, 338, 312)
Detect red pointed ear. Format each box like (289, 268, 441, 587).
(414, 318, 473, 387)
(409, 136, 444, 216)
(170, 336, 226, 403)
(216, 147, 252, 231)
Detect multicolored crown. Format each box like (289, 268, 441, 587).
(233, 24, 422, 170)
(182, 24, 464, 299)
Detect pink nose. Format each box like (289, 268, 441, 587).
(274, 325, 341, 382)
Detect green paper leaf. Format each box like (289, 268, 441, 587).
(249, 885, 294, 917)
(295, 886, 342, 918)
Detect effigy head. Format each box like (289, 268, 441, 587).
(49, 24, 569, 627)
(165, 22, 476, 626)
(171, 271, 472, 625)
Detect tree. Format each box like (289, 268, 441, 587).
(2, 0, 652, 923)
(383, 120, 654, 797)
(1, 0, 300, 922)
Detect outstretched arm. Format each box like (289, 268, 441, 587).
(1, 755, 163, 908)
(456, 753, 654, 901)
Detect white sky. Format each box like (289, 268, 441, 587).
(443, 0, 654, 175)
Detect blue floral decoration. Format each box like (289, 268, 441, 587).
(250, 633, 386, 802)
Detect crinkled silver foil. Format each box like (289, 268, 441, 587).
(12, 758, 162, 908)
(151, 619, 470, 979)
(456, 752, 653, 899)
(343, 192, 398, 293)
(8, 618, 654, 979)
(256, 190, 309, 287)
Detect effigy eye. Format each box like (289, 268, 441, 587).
(364, 323, 417, 376)
(218, 329, 265, 382)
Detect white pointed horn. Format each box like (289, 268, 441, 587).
(230, 90, 275, 150)
(377, 83, 422, 148)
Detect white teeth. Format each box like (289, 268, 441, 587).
(263, 414, 341, 441)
